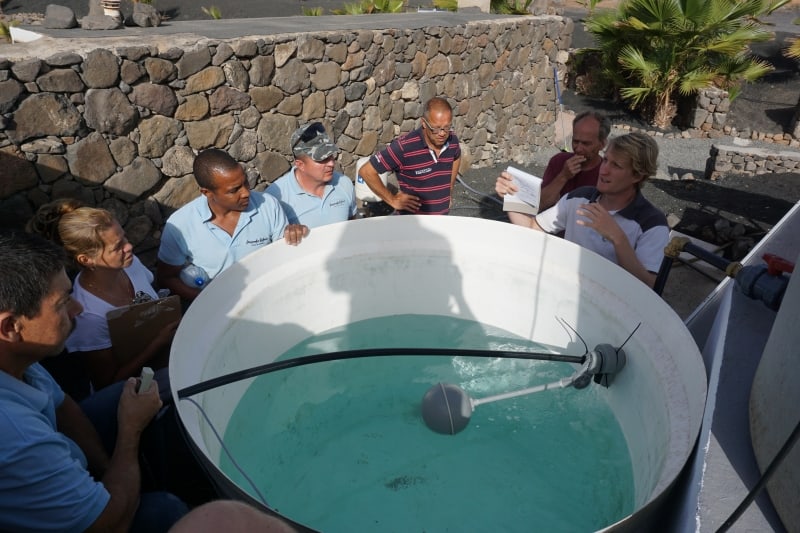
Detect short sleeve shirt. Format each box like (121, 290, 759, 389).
(369, 128, 461, 215)
(0, 364, 109, 532)
(536, 187, 669, 273)
(158, 192, 288, 279)
(66, 255, 158, 353)
(541, 151, 601, 196)
(265, 169, 356, 228)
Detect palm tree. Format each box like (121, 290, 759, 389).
(583, 0, 789, 128)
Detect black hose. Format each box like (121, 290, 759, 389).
(682, 242, 733, 272)
(715, 416, 800, 532)
(177, 347, 587, 399)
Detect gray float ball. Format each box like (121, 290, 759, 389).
(421, 382, 473, 435)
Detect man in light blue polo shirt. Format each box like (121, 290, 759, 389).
(157, 149, 308, 302)
(0, 230, 188, 532)
(266, 122, 357, 228)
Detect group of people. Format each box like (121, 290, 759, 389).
(0, 95, 463, 532)
(495, 111, 668, 288)
(0, 93, 670, 531)
(158, 95, 462, 301)
(0, 228, 307, 532)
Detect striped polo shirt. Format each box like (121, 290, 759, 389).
(369, 128, 461, 215)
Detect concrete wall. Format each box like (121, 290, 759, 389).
(0, 15, 572, 264)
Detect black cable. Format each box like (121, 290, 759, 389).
(715, 416, 800, 532)
(177, 347, 587, 399)
(455, 175, 503, 206)
(181, 396, 269, 507)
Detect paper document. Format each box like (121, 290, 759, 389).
(502, 166, 542, 216)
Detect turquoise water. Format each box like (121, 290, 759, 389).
(220, 315, 634, 532)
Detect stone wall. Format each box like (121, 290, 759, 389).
(685, 87, 730, 134)
(688, 88, 800, 146)
(0, 15, 572, 263)
(705, 144, 800, 180)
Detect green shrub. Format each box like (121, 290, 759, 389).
(0, 18, 18, 43)
(584, 0, 789, 128)
(490, 0, 532, 14)
(433, 0, 458, 10)
(333, 0, 405, 14)
(201, 5, 222, 19)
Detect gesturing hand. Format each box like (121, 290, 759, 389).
(575, 202, 624, 244)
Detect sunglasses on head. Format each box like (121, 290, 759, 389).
(293, 122, 326, 148)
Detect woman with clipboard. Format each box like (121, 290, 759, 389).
(28, 201, 179, 393)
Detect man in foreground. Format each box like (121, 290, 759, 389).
(0, 229, 188, 531)
(359, 96, 461, 215)
(266, 122, 357, 228)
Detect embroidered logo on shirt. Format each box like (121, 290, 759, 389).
(246, 237, 271, 246)
(330, 199, 346, 208)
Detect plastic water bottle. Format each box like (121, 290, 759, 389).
(179, 264, 210, 290)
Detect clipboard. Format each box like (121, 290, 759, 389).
(106, 295, 182, 366)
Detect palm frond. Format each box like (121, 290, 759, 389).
(677, 70, 716, 95)
(583, 0, 782, 125)
(619, 86, 654, 108)
(784, 37, 800, 60)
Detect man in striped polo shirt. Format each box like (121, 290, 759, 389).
(359, 97, 461, 215)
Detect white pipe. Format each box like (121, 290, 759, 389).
(471, 375, 574, 408)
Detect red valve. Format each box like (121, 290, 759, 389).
(762, 253, 795, 276)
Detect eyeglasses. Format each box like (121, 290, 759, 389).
(422, 117, 452, 135)
(293, 122, 326, 148)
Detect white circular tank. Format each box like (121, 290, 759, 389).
(170, 216, 707, 531)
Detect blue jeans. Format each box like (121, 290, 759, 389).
(78, 381, 195, 530)
(78, 370, 172, 453)
(131, 491, 189, 532)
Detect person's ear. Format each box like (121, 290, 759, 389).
(0, 312, 21, 343)
(76, 253, 94, 269)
